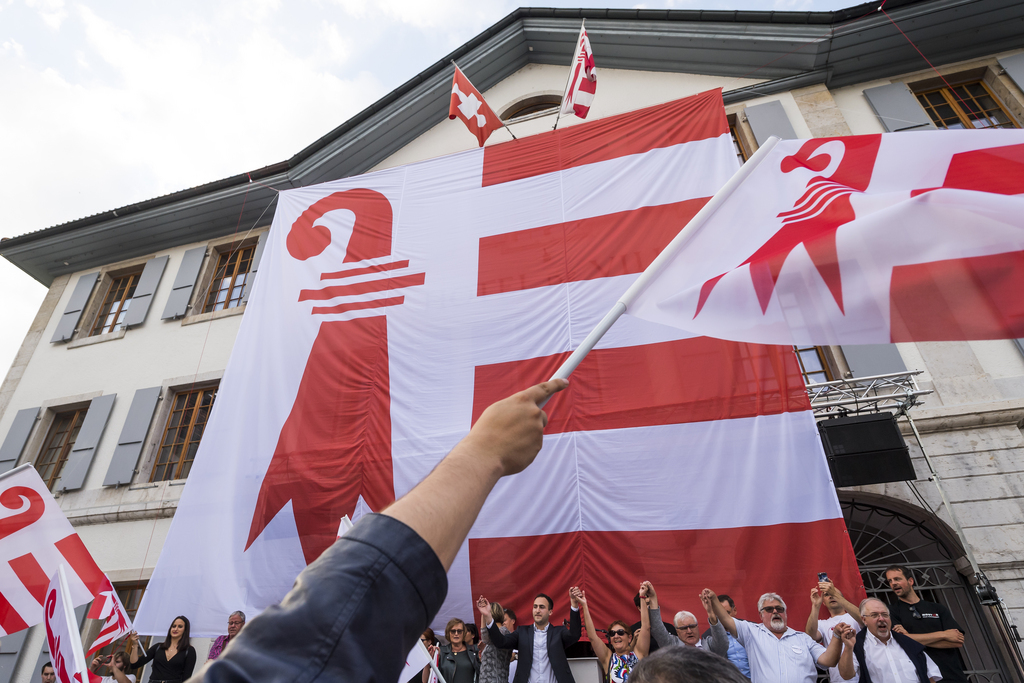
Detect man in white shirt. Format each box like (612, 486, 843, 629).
(706, 588, 854, 683)
(840, 598, 942, 683)
(480, 590, 581, 683)
(806, 580, 863, 683)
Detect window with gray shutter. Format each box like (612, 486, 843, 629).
(0, 628, 28, 683)
(57, 394, 116, 492)
(161, 247, 207, 320)
(842, 344, 907, 378)
(863, 83, 936, 132)
(744, 100, 798, 146)
(51, 273, 100, 343)
(123, 256, 169, 328)
(998, 53, 1024, 94)
(104, 387, 161, 486)
(241, 232, 267, 304)
(0, 407, 40, 474)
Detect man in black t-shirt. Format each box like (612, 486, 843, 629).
(885, 564, 968, 683)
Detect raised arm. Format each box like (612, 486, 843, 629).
(806, 587, 823, 641)
(837, 624, 857, 681)
(575, 588, 610, 669)
(700, 591, 729, 657)
(644, 582, 676, 650)
(820, 582, 862, 625)
(635, 583, 651, 658)
(817, 623, 846, 668)
(384, 380, 567, 569)
(480, 596, 519, 650)
(704, 589, 736, 638)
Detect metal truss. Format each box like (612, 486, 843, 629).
(805, 370, 933, 417)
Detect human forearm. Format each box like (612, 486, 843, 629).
(637, 603, 651, 657)
(708, 592, 736, 638)
(837, 645, 855, 680)
(707, 621, 730, 658)
(383, 380, 565, 569)
(647, 608, 676, 649)
(818, 634, 843, 668)
(805, 607, 821, 641)
(901, 631, 958, 648)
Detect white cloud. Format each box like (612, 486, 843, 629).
(25, 0, 66, 29)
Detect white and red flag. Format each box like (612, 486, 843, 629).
(629, 130, 1024, 345)
(449, 65, 503, 147)
(134, 89, 862, 637)
(0, 464, 106, 636)
(559, 22, 597, 119)
(44, 565, 89, 683)
(85, 575, 132, 656)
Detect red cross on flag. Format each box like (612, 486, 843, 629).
(559, 22, 597, 119)
(628, 131, 1024, 345)
(134, 89, 862, 637)
(449, 65, 503, 148)
(0, 465, 106, 636)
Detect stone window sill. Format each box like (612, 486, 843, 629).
(67, 328, 126, 349)
(181, 304, 246, 326)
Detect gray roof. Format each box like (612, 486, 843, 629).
(4, 0, 1023, 285)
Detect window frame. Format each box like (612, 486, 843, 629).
(908, 66, 1021, 130)
(183, 231, 266, 323)
(202, 245, 256, 314)
(149, 385, 218, 483)
(499, 94, 562, 123)
(34, 407, 87, 490)
(89, 271, 142, 337)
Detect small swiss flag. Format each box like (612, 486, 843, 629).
(449, 65, 503, 147)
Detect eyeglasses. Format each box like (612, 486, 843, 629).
(679, 624, 699, 631)
(909, 606, 922, 619)
(449, 628, 464, 634)
(761, 606, 785, 614)
(864, 612, 890, 619)
(608, 629, 629, 637)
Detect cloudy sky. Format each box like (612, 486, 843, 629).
(0, 0, 854, 378)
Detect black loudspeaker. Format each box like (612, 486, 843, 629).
(817, 412, 916, 487)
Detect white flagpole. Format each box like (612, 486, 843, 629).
(419, 638, 447, 683)
(541, 136, 782, 398)
(57, 565, 89, 678)
(553, 20, 586, 131)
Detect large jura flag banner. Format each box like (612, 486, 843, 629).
(134, 89, 861, 636)
(0, 465, 105, 636)
(630, 131, 1024, 345)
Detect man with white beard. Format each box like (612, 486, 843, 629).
(707, 589, 854, 683)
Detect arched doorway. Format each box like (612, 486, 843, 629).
(840, 492, 1014, 682)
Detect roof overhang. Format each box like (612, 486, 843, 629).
(5, 0, 1024, 285)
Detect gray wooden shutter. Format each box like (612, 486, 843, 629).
(51, 273, 99, 343)
(58, 394, 116, 492)
(745, 100, 798, 146)
(161, 247, 207, 320)
(123, 256, 169, 328)
(241, 232, 268, 304)
(862, 83, 935, 132)
(104, 387, 161, 486)
(0, 407, 40, 473)
(998, 53, 1024, 93)
(842, 344, 907, 378)
(0, 629, 28, 683)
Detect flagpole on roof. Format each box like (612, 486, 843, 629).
(450, 60, 516, 141)
(540, 136, 782, 402)
(553, 19, 586, 131)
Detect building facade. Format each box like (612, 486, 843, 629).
(1, 1, 1023, 681)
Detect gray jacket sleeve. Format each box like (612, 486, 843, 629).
(703, 620, 730, 658)
(648, 607, 679, 650)
(192, 513, 448, 683)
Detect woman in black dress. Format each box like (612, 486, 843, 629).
(128, 616, 197, 683)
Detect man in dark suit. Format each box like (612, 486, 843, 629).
(478, 590, 582, 683)
(838, 598, 941, 683)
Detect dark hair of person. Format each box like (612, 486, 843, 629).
(717, 595, 735, 610)
(607, 620, 631, 644)
(42, 663, 53, 673)
(112, 652, 130, 669)
(634, 592, 643, 610)
(465, 623, 480, 643)
(504, 607, 517, 624)
(162, 615, 192, 651)
(629, 646, 748, 683)
(535, 593, 554, 610)
(884, 565, 914, 583)
(422, 628, 438, 646)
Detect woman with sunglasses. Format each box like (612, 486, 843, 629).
(572, 587, 649, 683)
(423, 618, 479, 683)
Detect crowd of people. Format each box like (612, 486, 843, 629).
(399, 565, 967, 683)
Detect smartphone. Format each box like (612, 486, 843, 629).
(818, 572, 830, 582)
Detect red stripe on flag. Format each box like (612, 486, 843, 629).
(0, 591, 29, 635)
(469, 519, 863, 638)
(55, 534, 106, 595)
(890, 249, 1024, 342)
(312, 296, 405, 316)
(477, 199, 709, 296)
(472, 338, 810, 433)
(321, 260, 410, 281)
(9, 553, 49, 605)
(482, 89, 729, 187)
(299, 273, 425, 301)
